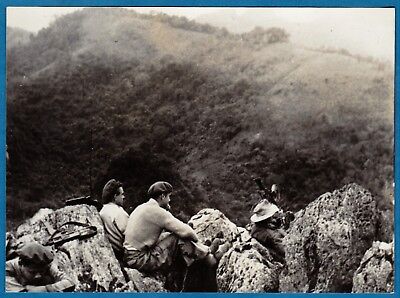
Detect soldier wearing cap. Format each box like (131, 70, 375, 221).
(5, 242, 75, 292)
(250, 200, 287, 263)
(99, 179, 129, 261)
(123, 181, 217, 274)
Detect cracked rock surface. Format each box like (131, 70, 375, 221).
(8, 183, 388, 293)
(352, 241, 394, 293)
(188, 208, 241, 244)
(189, 208, 281, 292)
(279, 183, 378, 293)
(124, 268, 167, 292)
(11, 205, 137, 292)
(217, 242, 282, 292)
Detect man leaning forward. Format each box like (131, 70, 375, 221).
(123, 181, 216, 272)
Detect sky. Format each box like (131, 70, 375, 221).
(6, 7, 395, 62)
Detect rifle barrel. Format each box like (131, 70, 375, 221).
(254, 178, 266, 191)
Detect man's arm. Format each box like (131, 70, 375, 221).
(5, 259, 26, 292)
(115, 209, 129, 234)
(44, 263, 75, 292)
(6, 275, 26, 292)
(162, 211, 198, 242)
(6, 276, 49, 292)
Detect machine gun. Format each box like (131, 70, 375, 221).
(253, 178, 294, 229)
(65, 195, 103, 212)
(253, 177, 278, 205)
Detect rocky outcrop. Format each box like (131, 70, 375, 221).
(376, 209, 394, 243)
(352, 241, 394, 293)
(10, 205, 138, 292)
(188, 208, 241, 244)
(217, 242, 282, 292)
(125, 269, 166, 292)
(279, 183, 378, 293)
(7, 183, 388, 293)
(189, 208, 282, 292)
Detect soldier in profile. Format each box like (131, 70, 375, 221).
(99, 179, 129, 261)
(5, 242, 75, 292)
(123, 181, 217, 272)
(250, 200, 287, 263)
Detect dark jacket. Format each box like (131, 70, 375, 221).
(251, 221, 286, 263)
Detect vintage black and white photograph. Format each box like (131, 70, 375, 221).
(5, 6, 395, 293)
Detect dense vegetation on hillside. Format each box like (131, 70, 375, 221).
(6, 27, 32, 49)
(6, 8, 394, 230)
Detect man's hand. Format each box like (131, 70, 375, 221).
(25, 285, 47, 292)
(187, 232, 198, 242)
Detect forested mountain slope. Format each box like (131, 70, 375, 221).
(6, 8, 393, 228)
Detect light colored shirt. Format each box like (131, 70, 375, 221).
(124, 199, 198, 251)
(6, 258, 75, 292)
(100, 202, 129, 254)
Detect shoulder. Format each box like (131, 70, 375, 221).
(6, 258, 19, 266)
(138, 200, 163, 212)
(101, 203, 125, 214)
(146, 202, 169, 217)
(116, 205, 129, 218)
(100, 203, 113, 213)
(252, 225, 273, 236)
(5, 258, 19, 273)
(142, 201, 174, 223)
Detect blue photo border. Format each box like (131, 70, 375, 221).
(0, 0, 398, 297)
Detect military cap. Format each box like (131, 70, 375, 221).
(18, 242, 54, 266)
(148, 181, 173, 197)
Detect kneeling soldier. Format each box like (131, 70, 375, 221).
(250, 200, 287, 263)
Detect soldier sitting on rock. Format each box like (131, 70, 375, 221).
(6, 242, 75, 292)
(99, 179, 129, 261)
(123, 181, 218, 278)
(250, 200, 287, 264)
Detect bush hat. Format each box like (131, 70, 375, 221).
(250, 200, 280, 223)
(148, 181, 173, 197)
(18, 242, 54, 266)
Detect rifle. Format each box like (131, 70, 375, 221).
(253, 177, 278, 205)
(65, 195, 103, 211)
(44, 221, 97, 246)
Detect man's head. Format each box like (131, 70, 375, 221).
(18, 242, 53, 283)
(250, 200, 280, 223)
(102, 179, 125, 206)
(148, 181, 173, 210)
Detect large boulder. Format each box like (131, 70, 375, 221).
(124, 269, 166, 292)
(188, 208, 241, 244)
(352, 241, 394, 293)
(376, 209, 394, 243)
(189, 208, 281, 292)
(11, 205, 135, 292)
(217, 242, 281, 292)
(279, 183, 378, 293)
